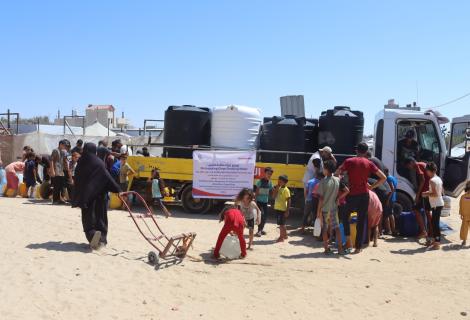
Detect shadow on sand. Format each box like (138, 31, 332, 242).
(26, 241, 90, 253)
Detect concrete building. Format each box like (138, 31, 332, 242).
(85, 104, 115, 127)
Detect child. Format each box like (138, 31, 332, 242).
(119, 155, 136, 209)
(301, 172, 322, 233)
(337, 179, 351, 251)
(384, 167, 397, 235)
(24, 151, 38, 198)
(148, 169, 171, 218)
(254, 167, 274, 237)
(368, 190, 383, 247)
(459, 181, 470, 247)
(213, 206, 247, 259)
(273, 175, 291, 242)
(236, 188, 261, 250)
(317, 160, 343, 254)
(421, 162, 444, 250)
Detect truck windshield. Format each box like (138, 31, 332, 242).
(417, 122, 441, 156)
(449, 122, 469, 158)
(396, 120, 441, 184)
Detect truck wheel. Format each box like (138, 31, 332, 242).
(396, 192, 413, 212)
(181, 186, 212, 214)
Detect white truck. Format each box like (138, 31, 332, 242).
(374, 106, 470, 211)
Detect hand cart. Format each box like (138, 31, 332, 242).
(118, 191, 196, 267)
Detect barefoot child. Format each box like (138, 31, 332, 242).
(236, 188, 260, 250)
(317, 160, 343, 254)
(459, 181, 470, 247)
(422, 162, 444, 250)
(148, 169, 171, 218)
(273, 175, 291, 242)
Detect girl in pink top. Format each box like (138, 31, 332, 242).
(368, 190, 383, 247)
(5, 161, 25, 190)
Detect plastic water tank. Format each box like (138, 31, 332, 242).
(260, 116, 306, 164)
(318, 106, 364, 160)
(211, 105, 262, 149)
(304, 118, 319, 161)
(163, 105, 211, 158)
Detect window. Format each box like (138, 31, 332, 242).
(417, 122, 440, 154)
(449, 122, 469, 158)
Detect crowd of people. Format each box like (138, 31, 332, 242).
(214, 142, 470, 259)
(0, 137, 469, 257)
(0, 138, 172, 250)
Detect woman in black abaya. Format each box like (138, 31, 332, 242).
(72, 143, 121, 249)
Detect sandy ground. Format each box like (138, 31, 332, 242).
(0, 197, 469, 320)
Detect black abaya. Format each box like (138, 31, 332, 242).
(73, 143, 121, 244)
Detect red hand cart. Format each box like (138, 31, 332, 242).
(118, 191, 196, 266)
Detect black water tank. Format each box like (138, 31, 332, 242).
(260, 116, 306, 164)
(304, 118, 319, 160)
(318, 106, 364, 161)
(163, 105, 211, 158)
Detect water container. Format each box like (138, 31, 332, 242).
(398, 212, 419, 237)
(163, 105, 211, 158)
(318, 106, 364, 163)
(211, 105, 262, 149)
(260, 116, 306, 164)
(441, 196, 451, 217)
(219, 234, 241, 259)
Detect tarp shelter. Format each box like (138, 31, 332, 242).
(85, 121, 116, 137)
(0, 132, 129, 165)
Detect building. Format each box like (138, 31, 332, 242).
(85, 104, 115, 127)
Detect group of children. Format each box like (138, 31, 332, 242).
(214, 160, 470, 259)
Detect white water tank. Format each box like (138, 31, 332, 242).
(211, 105, 262, 149)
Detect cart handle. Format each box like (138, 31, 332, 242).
(118, 191, 153, 213)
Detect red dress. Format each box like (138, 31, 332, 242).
(213, 208, 247, 259)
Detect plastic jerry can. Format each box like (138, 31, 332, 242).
(219, 235, 241, 259)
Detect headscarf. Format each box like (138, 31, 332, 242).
(72, 142, 121, 209)
(97, 146, 113, 172)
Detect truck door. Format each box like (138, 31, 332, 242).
(444, 118, 470, 197)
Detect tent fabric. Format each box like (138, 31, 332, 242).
(84, 121, 116, 137)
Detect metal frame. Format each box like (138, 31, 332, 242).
(118, 191, 196, 259)
(0, 109, 19, 135)
(63, 115, 85, 136)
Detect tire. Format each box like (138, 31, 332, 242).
(148, 251, 159, 265)
(396, 192, 413, 212)
(181, 185, 212, 214)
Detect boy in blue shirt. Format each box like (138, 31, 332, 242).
(300, 172, 322, 233)
(384, 167, 397, 235)
(255, 167, 274, 237)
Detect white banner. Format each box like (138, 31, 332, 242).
(192, 151, 257, 199)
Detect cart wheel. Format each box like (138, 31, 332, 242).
(148, 251, 159, 265)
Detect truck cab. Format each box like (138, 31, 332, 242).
(374, 106, 470, 211)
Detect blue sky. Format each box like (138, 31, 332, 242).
(0, 1, 469, 133)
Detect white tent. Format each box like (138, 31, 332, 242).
(85, 121, 116, 137)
